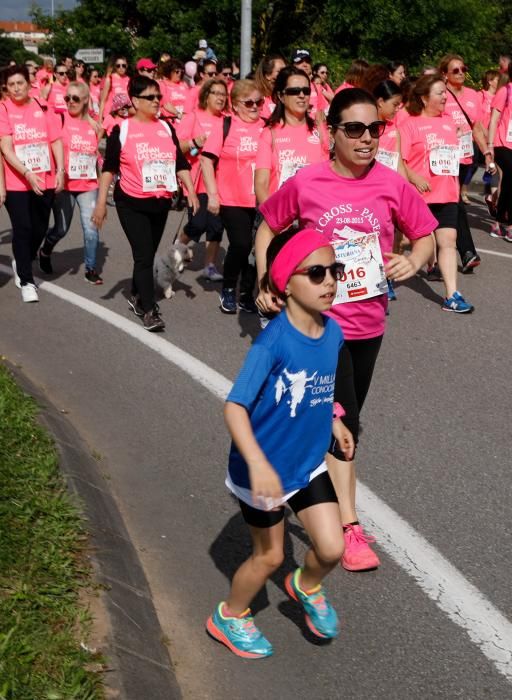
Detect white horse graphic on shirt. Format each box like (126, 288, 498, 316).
(275, 368, 317, 418)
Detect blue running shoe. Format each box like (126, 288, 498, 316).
(386, 279, 396, 301)
(206, 603, 273, 658)
(219, 288, 237, 314)
(442, 291, 474, 314)
(284, 568, 339, 639)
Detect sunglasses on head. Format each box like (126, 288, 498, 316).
(334, 120, 386, 139)
(116, 63, 127, 68)
(64, 94, 82, 103)
(135, 93, 162, 101)
(239, 98, 264, 107)
(282, 86, 312, 96)
(292, 262, 345, 284)
(450, 66, 468, 75)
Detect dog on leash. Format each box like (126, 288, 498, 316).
(153, 245, 185, 299)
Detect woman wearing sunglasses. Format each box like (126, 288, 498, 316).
(438, 54, 488, 272)
(255, 66, 329, 205)
(38, 82, 102, 284)
(256, 88, 436, 571)
(92, 75, 199, 331)
(175, 78, 228, 280)
(400, 74, 476, 313)
(41, 63, 70, 114)
(0, 65, 64, 303)
(313, 63, 334, 106)
(98, 56, 130, 123)
(201, 79, 265, 313)
(159, 59, 190, 121)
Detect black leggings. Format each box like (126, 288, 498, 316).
(456, 164, 477, 260)
(5, 189, 54, 285)
(115, 191, 170, 313)
(220, 205, 256, 296)
(494, 147, 512, 224)
(329, 335, 384, 461)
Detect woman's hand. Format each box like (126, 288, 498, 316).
(207, 192, 220, 215)
(332, 419, 355, 461)
(248, 460, 284, 510)
(25, 171, 45, 196)
(91, 203, 107, 229)
(384, 252, 418, 282)
(187, 192, 200, 214)
(55, 170, 65, 194)
(410, 174, 431, 194)
(255, 287, 285, 314)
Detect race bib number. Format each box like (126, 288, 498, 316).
(15, 141, 51, 173)
(278, 160, 308, 188)
(331, 226, 387, 304)
(375, 148, 399, 171)
(458, 131, 474, 159)
(506, 118, 512, 143)
(429, 146, 459, 176)
(142, 159, 177, 193)
(68, 152, 97, 180)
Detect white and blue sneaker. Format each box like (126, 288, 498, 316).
(442, 291, 474, 314)
(220, 288, 237, 314)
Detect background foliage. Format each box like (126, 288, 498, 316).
(29, 0, 511, 82)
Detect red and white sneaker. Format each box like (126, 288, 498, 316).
(342, 524, 380, 571)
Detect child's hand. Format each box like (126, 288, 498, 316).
(332, 419, 355, 461)
(248, 461, 284, 510)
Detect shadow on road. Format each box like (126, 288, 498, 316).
(401, 274, 444, 305)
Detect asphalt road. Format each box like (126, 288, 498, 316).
(1, 188, 511, 700)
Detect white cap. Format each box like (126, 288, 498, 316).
(199, 39, 208, 49)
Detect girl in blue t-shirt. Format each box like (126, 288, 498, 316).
(206, 228, 354, 658)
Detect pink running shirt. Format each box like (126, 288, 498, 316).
(61, 112, 99, 192)
(159, 80, 190, 119)
(376, 120, 400, 171)
(176, 109, 223, 194)
(47, 80, 68, 114)
(104, 74, 130, 116)
(443, 86, 481, 165)
(491, 85, 512, 148)
(259, 160, 436, 340)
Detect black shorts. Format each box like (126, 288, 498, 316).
(238, 470, 337, 529)
(328, 335, 383, 461)
(428, 202, 458, 230)
(184, 192, 224, 243)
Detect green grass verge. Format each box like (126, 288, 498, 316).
(0, 363, 104, 700)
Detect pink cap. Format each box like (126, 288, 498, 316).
(270, 229, 332, 294)
(136, 58, 157, 71)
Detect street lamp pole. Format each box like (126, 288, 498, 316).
(240, 0, 252, 79)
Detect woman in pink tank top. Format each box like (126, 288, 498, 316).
(98, 56, 130, 123)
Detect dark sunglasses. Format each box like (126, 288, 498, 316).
(205, 71, 218, 77)
(64, 94, 82, 103)
(135, 93, 162, 102)
(292, 262, 345, 284)
(116, 63, 127, 68)
(282, 86, 312, 96)
(334, 120, 386, 139)
(222, 71, 232, 77)
(56, 71, 67, 76)
(450, 66, 468, 75)
(239, 98, 264, 107)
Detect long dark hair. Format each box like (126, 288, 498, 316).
(128, 75, 159, 98)
(327, 87, 377, 129)
(266, 66, 315, 131)
(373, 79, 402, 101)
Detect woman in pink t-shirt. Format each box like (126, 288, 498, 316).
(313, 63, 335, 108)
(92, 75, 198, 332)
(98, 56, 130, 123)
(41, 63, 70, 114)
(255, 66, 330, 205)
(256, 88, 435, 572)
(400, 74, 474, 313)
(175, 78, 227, 280)
(159, 59, 190, 121)
(88, 69, 102, 121)
(0, 64, 64, 303)
(487, 62, 512, 241)
(254, 55, 286, 119)
(38, 81, 103, 284)
(373, 80, 406, 177)
(201, 79, 265, 314)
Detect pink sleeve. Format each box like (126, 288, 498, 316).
(46, 110, 62, 142)
(255, 128, 272, 169)
(259, 176, 300, 231)
(319, 121, 330, 155)
(176, 112, 194, 140)
(492, 86, 508, 112)
(393, 180, 438, 238)
(0, 104, 12, 137)
(202, 121, 223, 158)
(398, 121, 413, 162)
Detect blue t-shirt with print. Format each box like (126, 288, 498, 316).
(227, 310, 343, 493)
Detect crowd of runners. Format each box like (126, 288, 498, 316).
(1, 42, 511, 659)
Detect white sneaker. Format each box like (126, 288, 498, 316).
(21, 283, 39, 303)
(12, 259, 21, 288)
(201, 264, 223, 282)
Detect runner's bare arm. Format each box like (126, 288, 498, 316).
(254, 168, 270, 205)
(51, 138, 65, 193)
(384, 235, 434, 282)
(199, 154, 219, 214)
(0, 135, 44, 195)
(255, 218, 285, 313)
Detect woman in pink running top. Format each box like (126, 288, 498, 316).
(487, 62, 512, 241)
(41, 62, 69, 114)
(255, 66, 329, 205)
(99, 56, 130, 122)
(400, 74, 474, 314)
(159, 59, 190, 121)
(254, 55, 286, 120)
(201, 79, 265, 314)
(373, 80, 406, 177)
(255, 87, 435, 572)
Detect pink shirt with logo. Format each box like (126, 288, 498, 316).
(376, 120, 400, 170)
(61, 112, 99, 192)
(89, 83, 101, 120)
(47, 80, 69, 114)
(176, 109, 223, 194)
(159, 80, 190, 119)
(202, 115, 264, 207)
(104, 74, 130, 116)
(399, 113, 460, 204)
(255, 121, 329, 196)
(0, 98, 61, 191)
(260, 160, 436, 340)
(491, 85, 512, 148)
(118, 118, 178, 199)
(443, 86, 481, 165)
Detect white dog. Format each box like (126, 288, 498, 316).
(153, 246, 185, 299)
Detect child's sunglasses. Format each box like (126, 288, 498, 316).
(292, 262, 345, 283)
